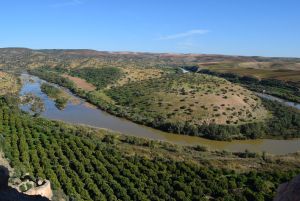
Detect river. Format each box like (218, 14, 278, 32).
(19, 73, 300, 155)
(256, 93, 300, 110)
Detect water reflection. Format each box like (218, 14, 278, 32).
(19, 73, 300, 155)
(256, 93, 300, 110)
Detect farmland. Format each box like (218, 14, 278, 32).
(0, 95, 300, 200)
(200, 61, 300, 83)
(0, 49, 300, 201)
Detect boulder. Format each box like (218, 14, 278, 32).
(274, 174, 300, 201)
(37, 179, 43, 186)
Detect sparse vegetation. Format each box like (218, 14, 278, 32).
(1, 95, 300, 201)
(0, 72, 20, 95)
(106, 72, 268, 126)
(199, 68, 300, 103)
(29, 67, 300, 140)
(0, 49, 300, 201)
(20, 93, 45, 115)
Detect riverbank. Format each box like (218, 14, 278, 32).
(198, 68, 300, 104)
(28, 68, 300, 140)
(2, 94, 300, 200)
(18, 73, 300, 154)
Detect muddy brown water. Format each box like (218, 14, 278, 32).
(19, 73, 300, 155)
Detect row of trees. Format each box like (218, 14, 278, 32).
(1, 96, 299, 200)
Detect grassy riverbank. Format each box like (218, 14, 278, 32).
(1, 48, 300, 201)
(29, 67, 300, 141)
(0, 95, 300, 200)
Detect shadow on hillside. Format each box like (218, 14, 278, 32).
(0, 165, 50, 201)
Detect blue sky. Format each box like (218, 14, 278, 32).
(0, 0, 299, 57)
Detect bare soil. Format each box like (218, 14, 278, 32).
(63, 74, 96, 91)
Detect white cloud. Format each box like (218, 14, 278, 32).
(50, 0, 83, 8)
(158, 29, 209, 40)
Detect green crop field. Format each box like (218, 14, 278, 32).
(0, 49, 300, 201)
(1, 96, 300, 201)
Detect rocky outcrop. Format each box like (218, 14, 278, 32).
(274, 174, 300, 201)
(0, 166, 50, 201)
(24, 180, 53, 200)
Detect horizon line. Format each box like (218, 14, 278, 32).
(1, 46, 299, 59)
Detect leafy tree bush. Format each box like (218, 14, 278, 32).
(0, 96, 299, 200)
(29, 68, 300, 141)
(70, 67, 123, 90)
